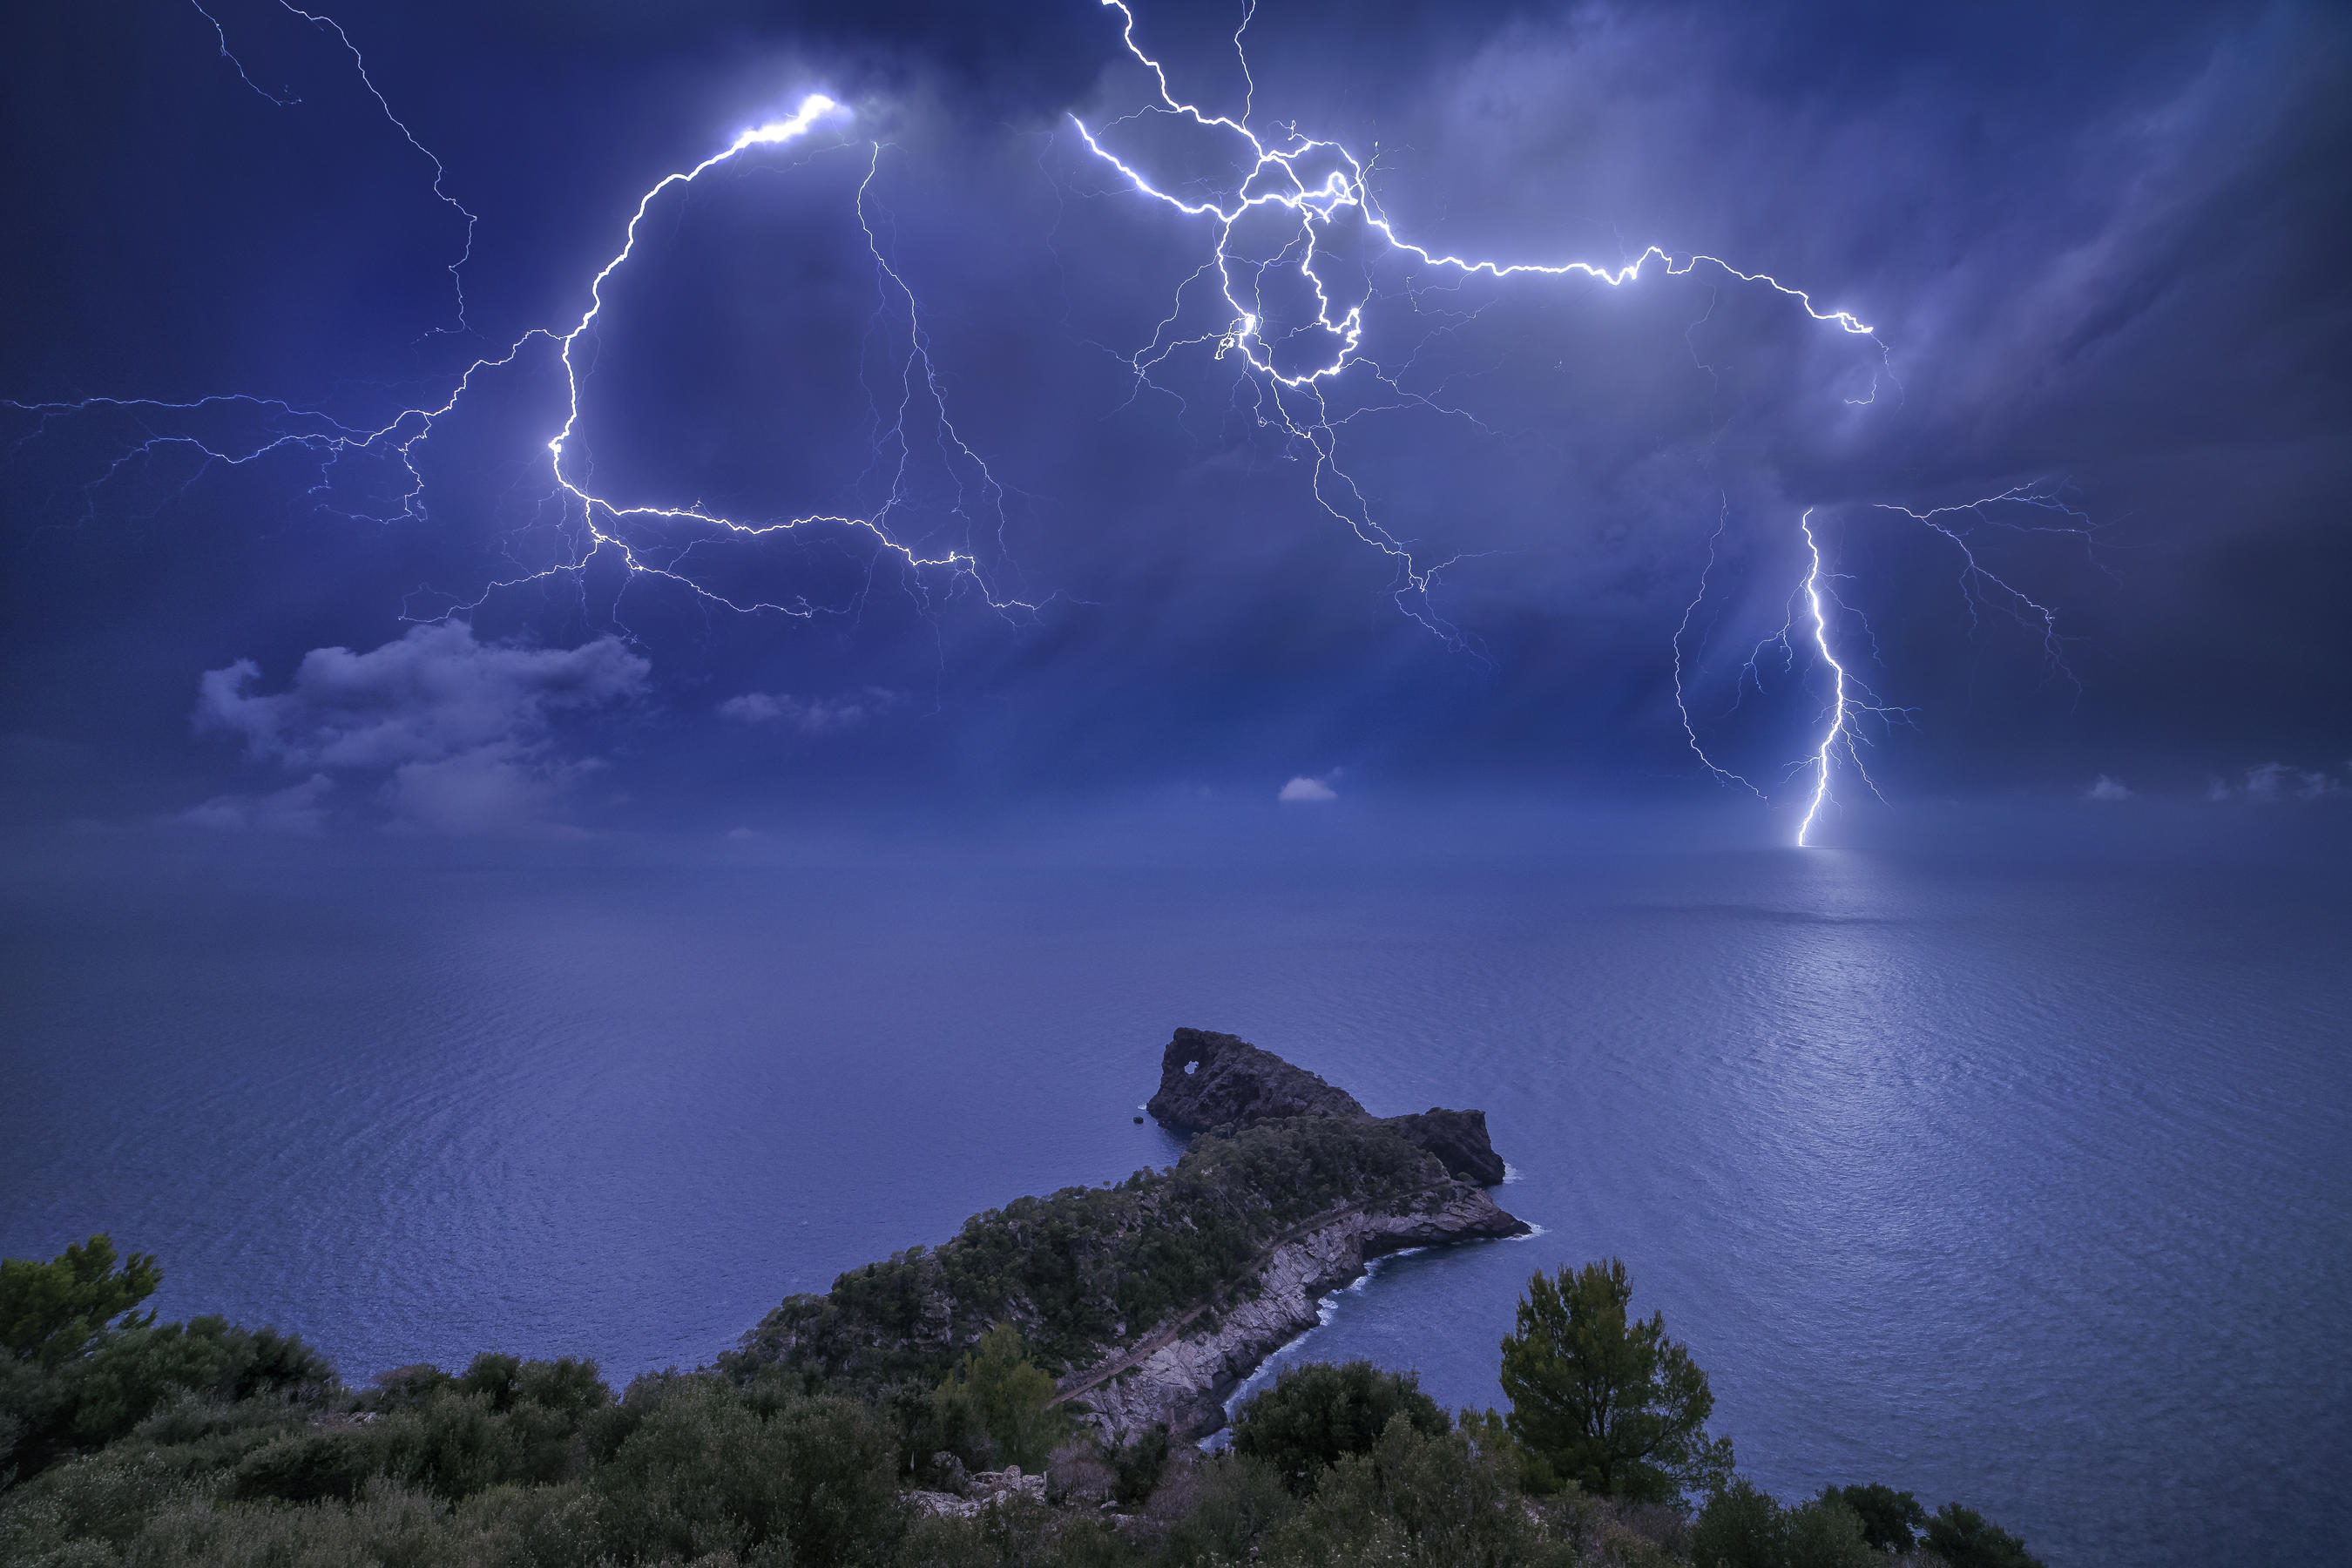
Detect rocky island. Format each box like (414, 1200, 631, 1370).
(733, 1027, 1527, 1438)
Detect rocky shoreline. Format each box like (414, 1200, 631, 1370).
(1064, 1029, 1527, 1438)
(735, 1027, 1528, 1443)
(1054, 1182, 1524, 1439)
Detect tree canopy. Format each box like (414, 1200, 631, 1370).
(1230, 1359, 1450, 1494)
(1498, 1257, 1733, 1503)
(0, 1234, 161, 1367)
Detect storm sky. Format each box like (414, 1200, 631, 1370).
(4, 0, 2347, 839)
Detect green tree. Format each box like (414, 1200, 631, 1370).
(1694, 1481, 1876, 1568)
(1267, 1411, 1549, 1568)
(1784, 1494, 1876, 1568)
(0, 1235, 161, 1367)
(1230, 1360, 1450, 1495)
(1822, 1483, 1928, 1554)
(1109, 1420, 1172, 1506)
(1923, 1503, 2045, 1568)
(1498, 1259, 1732, 1503)
(936, 1322, 1063, 1471)
(1693, 1477, 1787, 1568)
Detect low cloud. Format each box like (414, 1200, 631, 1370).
(176, 774, 334, 835)
(2086, 775, 2132, 801)
(190, 622, 648, 832)
(718, 687, 902, 734)
(1278, 774, 1338, 803)
(2209, 761, 2351, 802)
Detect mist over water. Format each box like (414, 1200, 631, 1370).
(3, 808, 2343, 1567)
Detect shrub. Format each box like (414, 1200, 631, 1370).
(1266, 1411, 1553, 1567)
(1923, 1502, 2045, 1568)
(1822, 1483, 1927, 1554)
(1693, 1477, 1786, 1568)
(591, 1372, 902, 1565)
(936, 1324, 1064, 1473)
(1693, 1482, 1879, 1568)
(1230, 1361, 1449, 1495)
(1152, 1450, 1297, 1565)
(1784, 1495, 1875, 1568)
(1109, 1421, 1170, 1506)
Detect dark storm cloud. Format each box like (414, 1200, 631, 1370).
(0, 0, 2345, 828)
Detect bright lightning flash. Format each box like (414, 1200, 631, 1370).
(1072, 0, 2083, 846)
(6, 0, 2088, 847)
(8, 8, 1034, 628)
(1795, 510, 1868, 848)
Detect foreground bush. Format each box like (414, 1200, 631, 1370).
(1229, 1360, 1448, 1494)
(1, 1237, 2053, 1568)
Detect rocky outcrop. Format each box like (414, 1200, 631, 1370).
(1146, 1028, 1510, 1187)
(1052, 1185, 1526, 1441)
(1380, 1108, 1508, 1188)
(908, 1463, 1050, 1517)
(1146, 1028, 1369, 1130)
(737, 1028, 1527, 1447)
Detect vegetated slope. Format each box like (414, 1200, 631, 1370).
(731, 1113, 1515, 1397)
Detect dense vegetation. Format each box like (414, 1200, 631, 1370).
(1, 1238, 2050, 1568)
(733, 1115, 1464, 1389)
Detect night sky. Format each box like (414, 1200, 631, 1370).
(4, 0, 2347, 840)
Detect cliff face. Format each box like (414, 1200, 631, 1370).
(1054, 1185, 1525, 1439)
(1380, 1108, 1508, 1188)
(1146, 1027, 1369, 1129)
(734, 1029, 1528, 1442)
(1146, 1028, 1510, 1187)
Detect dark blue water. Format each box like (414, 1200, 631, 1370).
(3, 821, 2344, 1565)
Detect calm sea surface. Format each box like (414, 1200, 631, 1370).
(3, 825, 2344, 1565)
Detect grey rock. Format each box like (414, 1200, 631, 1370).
(1060, 1183, 1531, 1441)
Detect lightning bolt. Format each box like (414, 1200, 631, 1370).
(1873, 483, 2099, 690)
(7, 1, 2085, 845)
(1071, 0, 2085, 846)
(1793, 508, 1910, 848)
(1673, 498, 1767, 801)
(7, 23, 1036, 628)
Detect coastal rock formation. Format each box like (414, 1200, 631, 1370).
(1379, 1107, 1508, 1188)
(1146, 1027, 1369, 1129)
(1052, 1182, 1525, 1440)
(1146, 1027, 1509, 1187)
(735, 1028, 1528, 1444)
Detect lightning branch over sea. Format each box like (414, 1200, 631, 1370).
(3, 0, 2090, 844)
(1070, 0, 2088, 844)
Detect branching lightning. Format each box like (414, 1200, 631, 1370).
(9, 10, 1035, 629)
(1873, 483, 2099, 689)
(1673, 499, 1767, 801)
(6, 0, 2090, 845)
(1071, 0, 2082, 845)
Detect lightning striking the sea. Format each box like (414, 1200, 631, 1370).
(3, 0, 2089, 844)
(1069, 0, 2087, 843)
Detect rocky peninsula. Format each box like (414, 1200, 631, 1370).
(735, 1027, 1526, 1439)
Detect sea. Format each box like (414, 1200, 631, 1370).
(3, 807, 2344, 1566)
